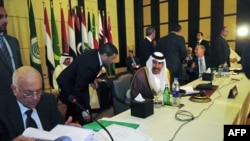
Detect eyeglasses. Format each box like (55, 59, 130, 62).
(21, 89, 43, 98)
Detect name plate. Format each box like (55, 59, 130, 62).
(228, 85, 238, 98)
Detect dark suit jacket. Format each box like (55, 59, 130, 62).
(211, 35, 230, 68)
(57, 49, 101, 108)
(0, 34, 22, 95)
(0, 93, 65, 140)
(186, 56, 212, 82)
(156, 32, 187, 82)
(200, 39, 210, 56)
(139, 38, 155, 67)
(125, 56, 140, 73)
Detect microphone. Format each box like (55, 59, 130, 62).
(68, 95, 114, 141)
(68, 95, 91, 122)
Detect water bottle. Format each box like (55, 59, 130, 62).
(172, 77, 180, 107)
(163, 83, 171, 105)
(218, 65, 223, 76)
(223, 62, 228, 72)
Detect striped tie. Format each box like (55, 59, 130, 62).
(200, 58, 205, 77)
(0, 35, 13, 71)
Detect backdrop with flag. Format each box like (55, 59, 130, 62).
(106, 15, 116, 75)
(44, 6, 55, 88)
(74, 7, 83, 55)
(68, 8, 77, 58)
(51, 1, 61, 66)
(81, 8, 89, 52)
(87, 11, 94, 49)
(61, 7, 68, 53)
(28, 0, 43, 75)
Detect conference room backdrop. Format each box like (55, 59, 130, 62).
(1, 0, 250, 90)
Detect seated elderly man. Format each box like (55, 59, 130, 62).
(0, 66, 80, 141)
(130, 51, 170, 100)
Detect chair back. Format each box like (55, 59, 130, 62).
(111, 72, 133, 114)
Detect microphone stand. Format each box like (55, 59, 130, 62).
(69, 95, 114, 141)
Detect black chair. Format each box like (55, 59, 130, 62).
(110, 72, 133, 115)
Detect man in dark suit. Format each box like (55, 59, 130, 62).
(125, 50, 140, 73)
(0, 6, 22, 95)
(241, 44, 250, 79)
(57, 43, 118, 125)
(0, 66, 80, 141)
(186, 45, 212, 82)
(139, 26, 156, 67)
(210, 26, 230, 68)
(156, 23, 187, 84)
(196, 32, 210, 56)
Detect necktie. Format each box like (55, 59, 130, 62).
(197, 41, 200, 45)
(0, 35, 13, 71)
(131, 57, 136, 65)
(200, 58, 205, 76)
(25, 109, 38, 128)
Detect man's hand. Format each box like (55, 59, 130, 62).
(90, 81, 98, 89)
(65, 116, 82, 127)
(12, 135, 35, 141)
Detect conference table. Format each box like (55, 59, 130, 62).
(108, 72, 250, 141)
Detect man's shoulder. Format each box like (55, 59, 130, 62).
(0, 94, 15, 108)
(40, 93, 57, 103)
(4, 34, 18, 41)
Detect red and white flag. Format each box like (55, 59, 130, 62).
(68, 8, 77, 58)
(81, 8, 89, 51)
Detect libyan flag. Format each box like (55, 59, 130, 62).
(29, 0, 43, 75)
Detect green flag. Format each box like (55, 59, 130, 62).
(29, 0, 42, 75)
(51, 1, 61, 66)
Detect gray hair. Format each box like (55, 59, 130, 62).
(12, 66, 41, 88)
(146, 26, 155, 36)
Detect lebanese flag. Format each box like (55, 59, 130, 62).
(81, 8, 89, 51)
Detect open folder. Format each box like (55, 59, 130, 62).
(22, 124, 94, 141)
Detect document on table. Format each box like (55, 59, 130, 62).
(180, 85, 200, 95)
(93, 124, 152, 141)
(22, 124, 95, 141)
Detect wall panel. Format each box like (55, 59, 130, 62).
(200, 0, 211, 17)
(143, 6, 151, 25)
(178, 0, 188, 20)
(224, 0, 236, 14)
(125, 0, 135, 54)
(159, 2, 168, 23)
(199, 19, 211, 41)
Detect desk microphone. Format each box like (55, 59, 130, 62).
(68, 95, 90, 121)
(68, 95, 114, 141)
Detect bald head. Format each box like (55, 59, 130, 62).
(12, 66, 42, 87)
(11, 66, 43, 108)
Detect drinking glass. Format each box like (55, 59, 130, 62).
(153, 89, 162, 108)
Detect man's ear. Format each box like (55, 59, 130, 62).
(11, 84, 17, 93)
